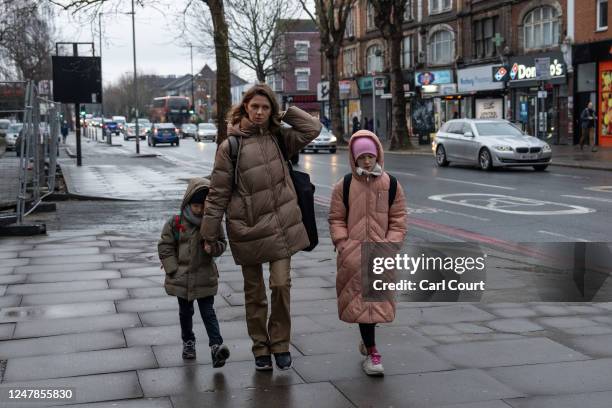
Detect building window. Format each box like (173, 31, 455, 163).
(474, 17, 498, 59)
(429, 29, 454, 64)
(598, 0, 608, 30)
(267, 74, 283, 92)
(404, 0, 413, 21)
(402, 36, 413, 69)
(344, 6, 356, 38)
(429, 0, 452, 15)
(523, 6, 560, 49)
(295, 41, 309, 62)
(366, 44, 383, 73)
(343, 47, 357, 76)
(366, 2, 375, 30)
(295, 68, 310, 91)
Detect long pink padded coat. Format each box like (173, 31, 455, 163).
(328, 130, 407, 323)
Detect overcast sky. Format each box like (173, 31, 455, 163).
(53, 0, 312, 87)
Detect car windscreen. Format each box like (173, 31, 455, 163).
(0, 122, 10, 130)
(475, 123, 524, 137)
(9, 124, 22, 132)
(157, 124, 175, 129)
(199, 124, 216, 130)
(182, 124, 196, 130)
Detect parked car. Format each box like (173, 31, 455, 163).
(433, 119, 552, 171)
(123, 123, 147, 140)
(301, 127, 337, 153)
(5, 123, 23, 151)
(103, 119, 120, 136)
(180, 123, 197, 139)
(196, 123, 217, 142)
(148, 123, 179, 147)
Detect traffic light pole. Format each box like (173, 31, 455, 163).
(75, 103, 82, 166)
(131, 0, 140, 155)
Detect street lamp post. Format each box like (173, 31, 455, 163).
(190, 43, 195, 118)
(98, 12, 111, 145)
(131, 0, 140, 154)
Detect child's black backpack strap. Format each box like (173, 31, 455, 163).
(342, 173, 397, 220)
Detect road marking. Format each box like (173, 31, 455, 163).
(585, 186, 612, 193)
(562, 194, 612, 204)
(538, 230, 590, 242)
(429, 193, 595, 215)
(435, 177, 516, 190)
(311, 182, 333, 191)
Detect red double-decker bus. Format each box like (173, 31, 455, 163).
(150, 96, 191, 125)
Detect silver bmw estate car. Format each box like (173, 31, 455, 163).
(432, 119, 552, 171)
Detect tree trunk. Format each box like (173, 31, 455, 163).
(327, 47, 344, 142)
(205, 0, 232, 145)
(389, 32, 410, 150)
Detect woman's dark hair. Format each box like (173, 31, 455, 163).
(227, 83, 281, 134)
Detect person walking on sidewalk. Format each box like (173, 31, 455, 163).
(580, 101, 598, 152)
(328, 130, 407, 376)
(158, 177, 230, 367)
(61, 121, 69, 144)
(201, 84, 322, 371)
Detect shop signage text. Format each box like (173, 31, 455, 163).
(415, 70, 452, 86)
(458, 65, 504, 92)
(493, 53, 566, 83)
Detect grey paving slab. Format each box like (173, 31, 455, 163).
(152, 338, 302, 367)
(0, 323, 15, 339)
(537, 316, 598, 329)
(33, 241, 110, 250)
(15, 262, 105, 274)
(128, 287, 167, 298)
(0, 330, 126, 359)
(0, 266, 14, 275)
(18, 247, 101, 258)
(29, 254, 115, 265)
(170, 382, 353, 408)
(487, 358, 612, 395)
(221, 287, 338, 306)
(102, 247, 148, 254)
(0, 302, 116, 323)
(393, 304, 496, 326)
(4, 346, 157, 382)
(490, 308, 538, 318)
(0, 258, 29, 267)
(0, 371, 142, 406)
(137, 361, 304, 398)
(6, 280, 108, 295)
(418, 325, 461, 336)
(0, 274, 26, 285)
(504, 391, 612, 408)
(0, 251, 18, 259)
(104, 262, 159, 270)
(485, 319, 545, 333)
(431, 333, 525, 344)
(0, 285, 6, 296)
(55, 398, 172, 408)
(109, 278, 159, 289)
(565, 334, 612, 357)
(305, 312, 356, 330)
(26, 270, 121, 283)
(0, 244, 32, 251)
(21, 289, 129, 306)
(566, 305, 604, 314)
(13, 313, 140, 338)
(120, 267, 163, 277)
(293, 345, 452, 382)
(432, 337, 588, 368)
(0, 295, 21, 308)
(450, 323, 494, 334)
(332, 368, 523, 408)
(560, 325, 612, 335)
(116, 296, 177, 313)
(437, 401, 513, 408)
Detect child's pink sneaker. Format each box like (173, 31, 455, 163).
(362, 351, 384, 376)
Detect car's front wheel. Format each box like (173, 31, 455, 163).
(479, 148, 493, 171)
(436, 145, 449, 167)
(533, 165, 548, 171)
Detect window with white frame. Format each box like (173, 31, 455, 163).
(429, 29, 454, 64)
(343, 47, 357, 76)
(474, 17, 498, 58)
(366, 2, 375, 30)
(267, 74, 283, 92)
(523, 6, 560, 49)
(404, 0, 413, 21)
(429, 0, 452, 15)
(344, 6, 356, 38)
(366, 44, 383, 73)
(295, 68, 310, 91)
(401, 36, 413, 69)
(295, 41, 309, 62)
(598, 0, 608, 30)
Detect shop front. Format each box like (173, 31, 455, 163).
(457, 64, 506, 120)
(358, 76, 389, 140)
(574, 40, 612, 147)
(502, 52, 568, 144)
(339, 79, 360, 138)
(414, 69, 456, 131)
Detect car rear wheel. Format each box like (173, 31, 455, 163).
(436, 145, 449, 167)
(479, 148, 493, 171)
(533, 165, 548, 171)
(330, 148, 336, 153)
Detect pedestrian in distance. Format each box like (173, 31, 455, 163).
(61, 121, 69, 144)
(328, 130, 407, 376)
(158, 177, 230, 367)
(352, 116, 361, 134)
(201, 83, 322, 371)
(580, 101, 598, 152)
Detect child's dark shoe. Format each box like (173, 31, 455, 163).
(182, 340, 196, 359)
(211, 344, 230, 368)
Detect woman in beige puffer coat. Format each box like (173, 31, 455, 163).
(328, 130, 407, 376)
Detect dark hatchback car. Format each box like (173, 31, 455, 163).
(148, 123, 180, 147)
(103, 120, 120, 136)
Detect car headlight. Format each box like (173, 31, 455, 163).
(542, 144, 551, 153)
(493, 145, 513, 152)
(329, 136, 337, 143)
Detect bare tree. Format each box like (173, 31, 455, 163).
(186, 0, 300, 83)
(102, 72, 161, 119)
(299, 0, 355, 141)
(371, 0, 411, 149)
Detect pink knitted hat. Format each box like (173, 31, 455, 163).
(351, 137, 378, 160)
